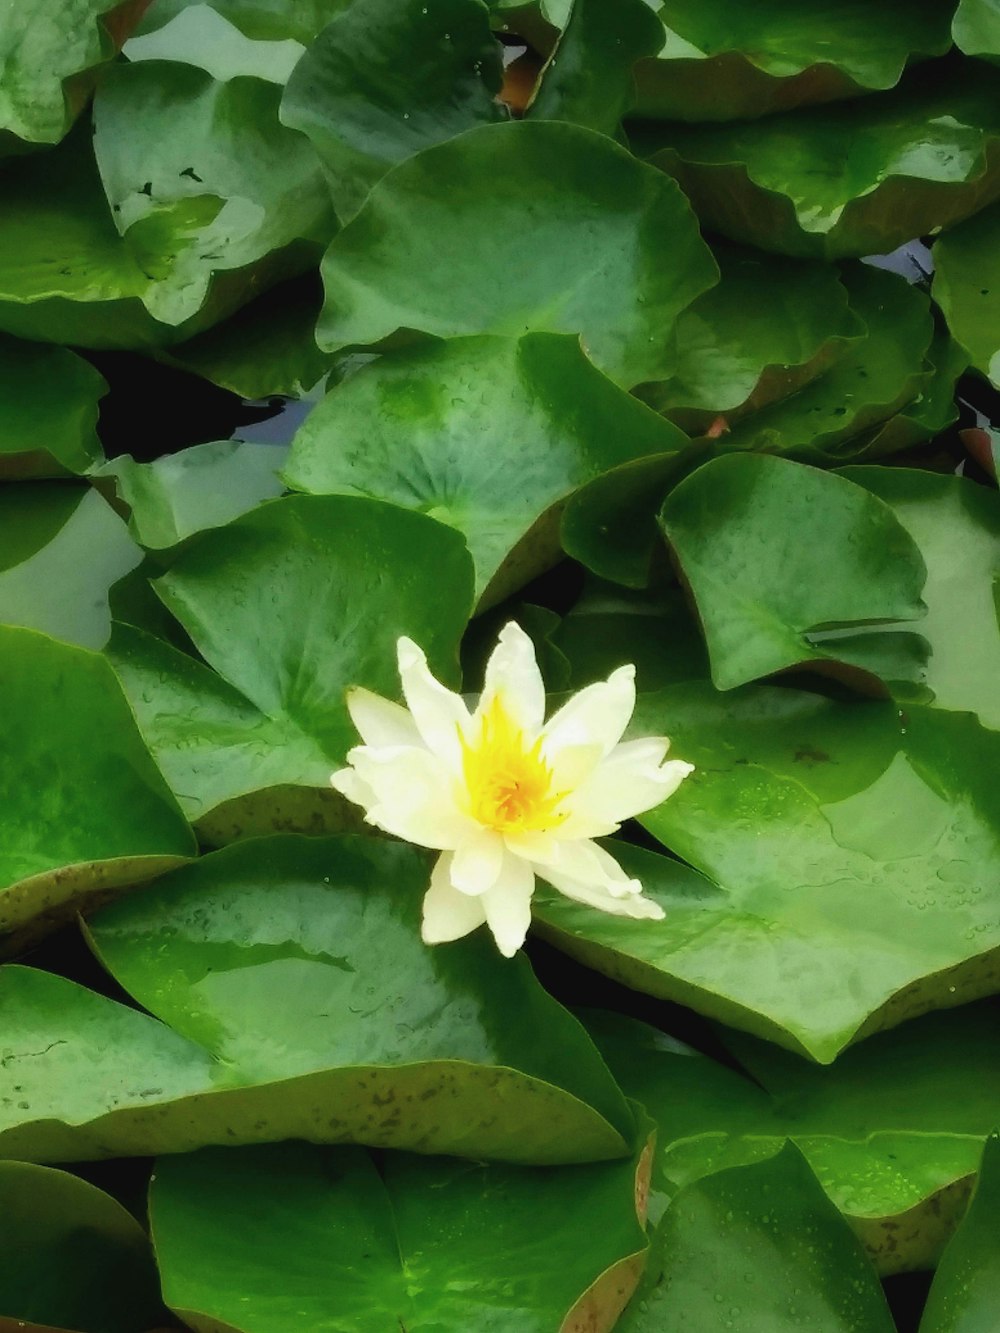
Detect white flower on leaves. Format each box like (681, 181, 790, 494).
(331, 622, 693, 958)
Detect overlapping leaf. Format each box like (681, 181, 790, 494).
(535, 682, 1000, 1062)
(107, 494, 475, 840)
(0, 836, 634, 1163)
(921, 1134, 1000, 1331)
(0, 626, 194, 944)
(635, 61, 1000, 258)
(0, 1161, 165, 1332)
(283, 333, 687, 605)
(934, 199, 1000, 389)
(954, 0, 1000, 58)
(151, 1136, 649, 1333)
(0, 336, 106, 480)
(124, 1, 306, 82)
(586, 1008, 1000, 1274)
(318, 119, 718, 388)
(281, 0, 507, 223)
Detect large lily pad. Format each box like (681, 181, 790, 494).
(921, 1134, 1000, 1331)
(98, 440, 286, 551)
(635, 61, 1000, 259)
(0, 64, 334, 349)
(107, 494, 475, 840)
(0, 836, 633, 1163)
(151, 1136, 648, 1333)
(283, 333, 687, 605)
(631, 0, 955, 122)
(0, 336, 106, 479)
(0, 1161, 165, 1332)
(586, 1007, 1000, 1274)
(841, 467, 1000, 730)
(658, 453, 929, 693)
(618, 1146, 895, 1331)
(0, 626, 194, 944)
(535, 682, 1000, 1062)
(318, 119, 718, 388)
(0, 0, 146, 152)
(281, 0, 507, 223)
(0, 483, 141, 649)
(933, 199, 1000, 389)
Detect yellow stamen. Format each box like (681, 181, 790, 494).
(461, 694, 563, 833)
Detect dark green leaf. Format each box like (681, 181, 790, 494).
(934, 199, 1000, 388)
(921, 1133, 1000, 1331)
(0, 336, 106, 479)
(318, 119, 718, 388)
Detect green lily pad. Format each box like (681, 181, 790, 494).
(0, 484, 141, 649)
(631, 0, 955, 122)
(954, 0, 1000, 59)
(98, 440, 287, 551)
(318, 119, 718, 388)
(586, 1007, 1000, 1274)
(0, 0, 146, 152)
(107, 494, 475, 839)
(934, 199, 1000, 389)
(635, 61, 1000, 259)
(0, 336, 106, 479)
(0, 836, 633, 1163)
(151, 1136, 648, 1333)
(921, 1133, 1000, 1331)
(125, 2, 306, 83)
(283, 333, 687, 605)
(134, 0, 348, 44)
(0, 625, 194, 946)
(0, 63, 333, 349)
(658, 453, 929, 693)
(281, 0, 507, 223)
(535, 682, 1000, 1062)
(840, 467, 1000, 730)
(0, 1161, 165, 1332)
(638, 244, 863, 432)
(850, 329, 968, 459)
(617, 1145, 894, 1331)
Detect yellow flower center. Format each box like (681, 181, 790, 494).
(461, 694, 563, 833)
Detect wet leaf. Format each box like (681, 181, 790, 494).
(921, 1133, 1000, 1331)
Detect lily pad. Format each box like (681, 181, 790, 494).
(0, 625, 195, 945)
(0, 836, 633, 1163)
(0, 483, 141, 649)
(586, 1007, 1000, 1274)
(954, 0, 1000, 59)
(535, 683, 1000, 1062)
(98, 440, 287, 551)
(317, 119, 718, 388)
(658, 452, 929, 693)
(0, 64, 334, 349)
(632, 0, 955, 122)
(617, 1145, 895, 1331)
(840, 467, 1000, 730)
(124, 2, 306, 83)
(0, 0, 146, 152)
(283, 333, 687, 605)
(151, 1136, 648, 1333)
(933, 199, 1000, 389)
(0, 1161, 165, 1333)
(133, 0, 349, 44)
(0, 336, 106, 479)
(281, 0, 507, 223)
(635, 61, 1000, 259)
(921, 1133, 1000, 1331)
(107, 494, 475, 838)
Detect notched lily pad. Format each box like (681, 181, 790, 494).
(107, 494, 475, 838)
(0, 836, 634, 1164)
(0, 625, 195, 947)
(318, 118, 718, 388)
(635, 61, 1000, 258)
(283, 333, 688, 607)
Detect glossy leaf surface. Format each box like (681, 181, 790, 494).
(921, 1134, 1000, 1331)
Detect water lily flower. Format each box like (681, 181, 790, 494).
(331, 622, 693, 958)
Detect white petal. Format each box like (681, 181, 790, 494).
(450, 828, 505, 896)
(422, 853, 488, 945)
(556, 742, 695, 838)
(482, 852, 535, 957)
(541, 665, 636, 776)
(477, 621, 545, 734)
(529, 837, 643, 899)
(347, 744, 475, 849)
(540, 866, 665, 920)
(330, 766, 376, 808)
(346, 686, 422, 749)
(397, 637, 469, 767)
